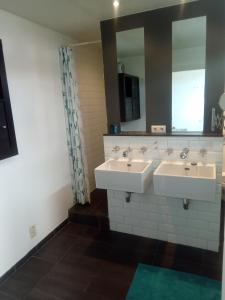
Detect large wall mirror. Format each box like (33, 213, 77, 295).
(101, 0, 225, 135)
(172, 16, 206, 134)
(116, 28, 146, 132)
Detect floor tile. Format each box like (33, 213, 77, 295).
(153, 249, 204, 274)
(1, 218, 223, 300)
(87, 276, 130, 300)
(34, 232, 75, 264)
(99, 231, 143, 249)
(34, 261, 92, 299)
(0, 292, 19, 300)
(175, 244, 203, 263)
(25, 288, 61, 300)
(202, 250, 223, 267)
(107, 243, 156, 267)
(60, 244, 89, 265)
(60, 223, 99, 240)
(201, 265, 223, 281)
(153, 251, 176, 268)
(28, 289, 107, 300)
(173, 260, 203, 277)
(82, 240, 115, 260)
(0, 258, 53, 299)
(96, 259, 135, 283)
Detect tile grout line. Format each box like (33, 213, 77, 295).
(0, 223, 74, 300)
(24, 287, 62, 300)
(0, 220, 69, 287)
(0, 290, 19, 300)
(23, 229, 85, 299)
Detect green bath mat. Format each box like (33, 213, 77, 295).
(126, 264, 221, 300)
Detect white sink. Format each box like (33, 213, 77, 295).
(153, 161, 216, 202)
(95, 159, 154, 193)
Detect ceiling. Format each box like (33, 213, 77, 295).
(0, 0, 197, 42)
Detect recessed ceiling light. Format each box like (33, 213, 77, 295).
(113, 0, 119, 8)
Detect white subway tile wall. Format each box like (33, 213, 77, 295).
(104, 136, 224, 251)
(73, 45, 107, 193)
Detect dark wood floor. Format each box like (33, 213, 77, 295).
(69, 189, 109, 230)
(0, 218, 223, 300)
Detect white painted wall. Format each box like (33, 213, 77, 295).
(73, 44, 107, 193)
(0, 9, 73, 277)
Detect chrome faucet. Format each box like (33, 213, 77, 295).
(180, 148, 189, 159)
(166, 148, 173, 156)
(112, 146, 120, 152)
(123, 147, 132, 158)
(140, 146, 148, 154)
(200, 148, 207, 158)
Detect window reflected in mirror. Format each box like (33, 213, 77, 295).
(172, 16, 206, 133)
(116, 28, 146, 132)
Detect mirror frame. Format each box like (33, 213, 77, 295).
(100, 0, 225, 135)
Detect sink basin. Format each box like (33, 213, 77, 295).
(153, 161, 216, 202)
(95, 159, 154, 193)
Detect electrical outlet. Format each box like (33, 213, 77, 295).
(151, 125, 166, 134)
(29, 225, 37, 239)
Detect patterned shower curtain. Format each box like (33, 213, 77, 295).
(59, 47, 89, 204)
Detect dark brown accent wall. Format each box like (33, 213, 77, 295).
(101, 0, 225, 134)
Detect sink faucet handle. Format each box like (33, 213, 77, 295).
(180, 147, 190, 159)
(166, 148, 173, 155)
(122, 146, 132, 158)
(183, 147, 190, 153)
(140, 146, 147, 154)
(112, 146, 120, 152)
(127, 146, 132, 152)
(200, 148, 207, 157)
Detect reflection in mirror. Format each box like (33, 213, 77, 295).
(219, 93, 225, 111)
(116, 28, 146, 132)
(172, 16, 206, 133)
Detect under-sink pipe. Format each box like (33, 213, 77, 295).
(183, 198, 190, 210)
(126, 192, 132, 203)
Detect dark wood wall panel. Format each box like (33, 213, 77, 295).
(204, 0, 225, 132)
(101, 13, 149, 129)
(101, 22, 121, 128)
(101, 0, 225, 134)
(145, 15, 172, 132)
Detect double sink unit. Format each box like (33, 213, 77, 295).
(95, 148, 216, 203)
(95, 136, 222, 252)
(95, 159, 153, 194)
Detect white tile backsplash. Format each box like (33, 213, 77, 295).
(103, 135, 223, 252)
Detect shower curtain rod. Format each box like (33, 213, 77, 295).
(69, 40, 101, 47)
